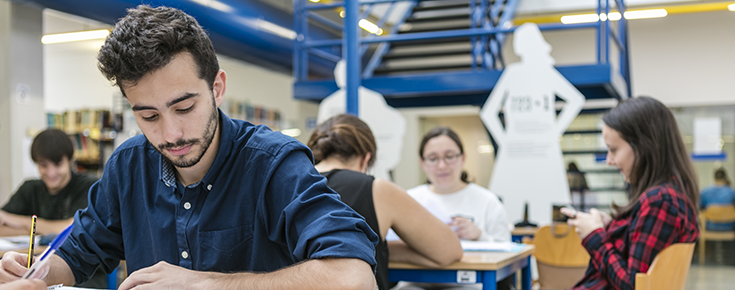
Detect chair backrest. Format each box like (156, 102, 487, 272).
(635, 243, 695, 290)
(532, 224, 590, 290)
(531, 223, 589, 267)
(701, 205, 735, 223)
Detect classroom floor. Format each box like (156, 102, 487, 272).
(686, 264, 735, 290)
(687, 240, 735, 290)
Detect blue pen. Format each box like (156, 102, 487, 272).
(22, 224, 73, 280)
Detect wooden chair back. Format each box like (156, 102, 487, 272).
(701, 205, 735, 223)
(635, 243, 695, 290)
(698, 205, 735, 264)
(532, 223, 589, 267)
(531, 223, 590, 289)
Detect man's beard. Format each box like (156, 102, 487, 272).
(154, 101, 218, 168)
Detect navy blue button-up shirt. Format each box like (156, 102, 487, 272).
(57, 111, 378, 284)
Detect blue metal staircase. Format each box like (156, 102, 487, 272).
(293, 0, 631, 108)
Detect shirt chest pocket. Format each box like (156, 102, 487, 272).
(198, 224, 253, 272)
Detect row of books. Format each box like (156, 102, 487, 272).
(46, 109, 121, 135)
(220, 99, 282, 130)
(69, 133, 101, 165)
(47, 109, 121, 174)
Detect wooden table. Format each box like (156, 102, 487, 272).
(389, 245, 535, 290)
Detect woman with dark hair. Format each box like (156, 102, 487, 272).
(562, 96, 699, 290)
(407, 127, 510, 243)
(308, 114, 463, 290)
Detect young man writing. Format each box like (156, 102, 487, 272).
(0, 5, 378, 290)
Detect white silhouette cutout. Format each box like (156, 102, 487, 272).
(318, 60, 407, 181)
(480, 23, 585, 225)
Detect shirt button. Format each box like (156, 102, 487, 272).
(181, 250, 189, 259)
(207, 184, 212, 191)
(184, 202, 191, 210)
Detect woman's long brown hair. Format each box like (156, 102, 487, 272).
(603, 97, 698, 217)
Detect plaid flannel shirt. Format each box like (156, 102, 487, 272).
(572, 180, 699, 290)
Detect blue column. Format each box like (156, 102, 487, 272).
(344, 0, 360, 116)
(522, 256, 532, 290)
(482, 270, 497, 290)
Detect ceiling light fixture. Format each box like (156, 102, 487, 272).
(280, 128, 302, 137)
(41, 29, 110, 44)
(359, 19, 383, 35)
(728, 4, 735, 11)
(561, 9, 667, 24)
(338, 11, 383, 35)
(624, 9, 667, 19)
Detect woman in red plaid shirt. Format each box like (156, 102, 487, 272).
(561, 96, 699, 290)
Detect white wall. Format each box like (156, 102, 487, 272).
(44, 39, 115, 112)
(504, 11, 735, 107)
(628, 11, 735, 106)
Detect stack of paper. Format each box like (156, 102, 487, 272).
(0, 235, 38, 251)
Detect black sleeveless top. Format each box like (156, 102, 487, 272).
(321, 169, 391, 290)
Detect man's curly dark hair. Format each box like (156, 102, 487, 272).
(97, 5, 219, 95)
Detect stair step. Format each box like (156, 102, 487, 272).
(389, 36, 470, 48)
(398, 19, 471, 34)
(406, 8, 470, 23)
(378, 54, 472, 71)
(413, 0, 473, 12)
(373, 64, 472, 75)
(384, 42, 471, 59)
(383, 49, 471, 60)
(388, 42, 472, 55)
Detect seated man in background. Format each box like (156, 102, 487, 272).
(0, 128, 106, 288)
(700, 168, 735, 231)
(0, 128, 97, 234)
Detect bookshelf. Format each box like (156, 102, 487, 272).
(47, 109, 121, 175)
(220, 99, 282, 131)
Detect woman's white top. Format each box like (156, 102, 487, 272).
(407, 183, 511, 242)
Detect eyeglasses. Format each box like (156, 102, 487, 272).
(422, 152, 462, 167)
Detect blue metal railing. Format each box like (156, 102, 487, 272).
(294, 0, 632, 112)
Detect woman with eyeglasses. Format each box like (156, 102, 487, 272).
(408, 127, 510, 242)
(308, 115, 463, 290)
(393, 127, 512, 290)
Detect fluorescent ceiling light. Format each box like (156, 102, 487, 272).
(561, 9, 667, 24)
(339, 11, 383, 35)
(280, 128, 301, 137)
(309, 0, 320, 2)
(600, 12, 622, 21)
(477, 145, 494, 154)
(190, 0, 234, 13)
(42, 29, 110, 44)
(560, 14, 600, 24)
(258, 19, 297, 40)
(624, 9, 667, 19)
(728, 3, 735, 11)
(359, 19, 383, 35)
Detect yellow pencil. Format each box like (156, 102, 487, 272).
(27, 215, 37, 269)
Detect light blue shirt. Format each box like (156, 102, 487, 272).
(700, 185, 735, 231)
